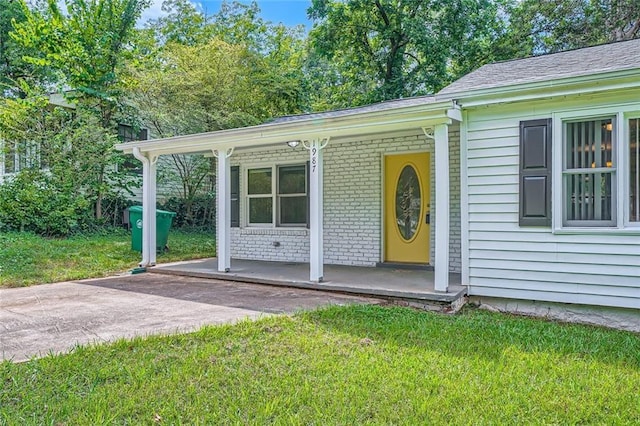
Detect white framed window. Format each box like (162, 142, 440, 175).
(553, 106, 640, 231)
(1, 140, 40, 176)
(246, 163, 307, 227)
(562, 116, 616, 227)
(277, 164, 307, 226)
(247, 167, 273, 225)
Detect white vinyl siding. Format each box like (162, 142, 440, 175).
(464, 92, 640, 310)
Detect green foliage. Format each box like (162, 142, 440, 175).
(0, 170, 91, 236)
(4, 0, 150, 222)
(132, 39, 270, 135)
(0, 229, 216, 287)
(503, 0, 640, 56)
(131, 2, 309, 214)
(1, 305, 639, 423)
(13, 0, 150, 109)
(307, 0, 510, 107)
(0, 90, 140, 234)
(157, 154, 215, 229)
(159, 194, 215, 229)
(134, 2, 308, 137)
(0, 0, 38, 90)
(150, 0, 212, 45)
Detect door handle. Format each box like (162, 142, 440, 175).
(425, 212, 430, 224)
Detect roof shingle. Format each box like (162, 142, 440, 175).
(438, 38, 640, 96)
(269, 95, 437, 124)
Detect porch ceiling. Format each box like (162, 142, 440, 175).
(115, 100, 459, 157)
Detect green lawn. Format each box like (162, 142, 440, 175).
(0, 229, 215, 287)
(1, 305, 639, 424)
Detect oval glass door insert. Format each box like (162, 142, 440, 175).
(395, 165, 421, 240)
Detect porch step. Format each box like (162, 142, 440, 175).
(148, 265, 467, 313)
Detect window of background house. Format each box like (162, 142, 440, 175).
(630, 118, 640, 223)
(3, 142, 16, 174)
(277, 164, 307, 226)
(2, 141, 44, 174)
(248, 167, 273, 224)
(563, 117, 616, 226)
(118, 124, 148, 174)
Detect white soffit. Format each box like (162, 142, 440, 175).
(115, 100, 458, 157)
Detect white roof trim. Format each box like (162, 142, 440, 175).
(116, 100, 458, 157)
(438, 68, 640, 106)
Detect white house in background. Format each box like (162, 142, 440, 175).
(117, 39, 640, 312)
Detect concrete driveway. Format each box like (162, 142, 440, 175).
(0, 274, 376, 362)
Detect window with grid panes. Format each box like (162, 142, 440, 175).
(563, 117, 616, 226)
(246, 164, 307, 226)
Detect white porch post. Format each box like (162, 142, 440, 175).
(434, 123, 450, 292)
(148, 157, 158, 266)
(214, 148, 233, 272)
(133, 148, 157, 267)
(306, 138, 329, 282)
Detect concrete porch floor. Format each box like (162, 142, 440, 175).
(151, 258, 466, 304)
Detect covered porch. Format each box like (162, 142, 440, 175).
(116, 96, 463, 295)
(151, 258, 465, 304)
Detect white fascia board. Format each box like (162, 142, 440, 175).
(440, 69, 640, 107)
(115, 100, 456, 156)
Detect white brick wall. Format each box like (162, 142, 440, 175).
(227, 127, 461, 272)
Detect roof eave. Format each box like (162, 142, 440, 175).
(438, 68, 640, 106)
(116, 100, 457, 157)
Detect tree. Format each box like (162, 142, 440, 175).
(130, 1, 309, 226)
(0, 86, 138, 235)
(10, 0, 150, 218)
(307, 0, 509, 107)
(502, 0, 640, 56)
(148, 0, 213, 46)
(0, 0, 47, 94)
(129, 36, 307, 222)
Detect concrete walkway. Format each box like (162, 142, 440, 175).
(0, 274, 376, 362)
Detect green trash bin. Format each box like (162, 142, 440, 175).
(128, 206, 177, 252)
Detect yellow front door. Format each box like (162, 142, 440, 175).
(384, 152, 430, 264)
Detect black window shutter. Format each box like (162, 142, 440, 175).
(519, 119, 552, 226)
(230, 166, 240, 227)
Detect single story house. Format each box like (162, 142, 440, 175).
(117, 39, 640, 312)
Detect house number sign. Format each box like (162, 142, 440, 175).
(311, 147, 317, 173)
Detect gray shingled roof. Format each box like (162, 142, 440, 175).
(270, 95, 437, 124)
(438, 39, 640, 96)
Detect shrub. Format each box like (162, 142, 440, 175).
(0, 169, 91, 236)
(159, 194, 216, 230)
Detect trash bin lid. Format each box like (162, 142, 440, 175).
(128, 206, 175, 217)
(156, 209, 176, 217)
